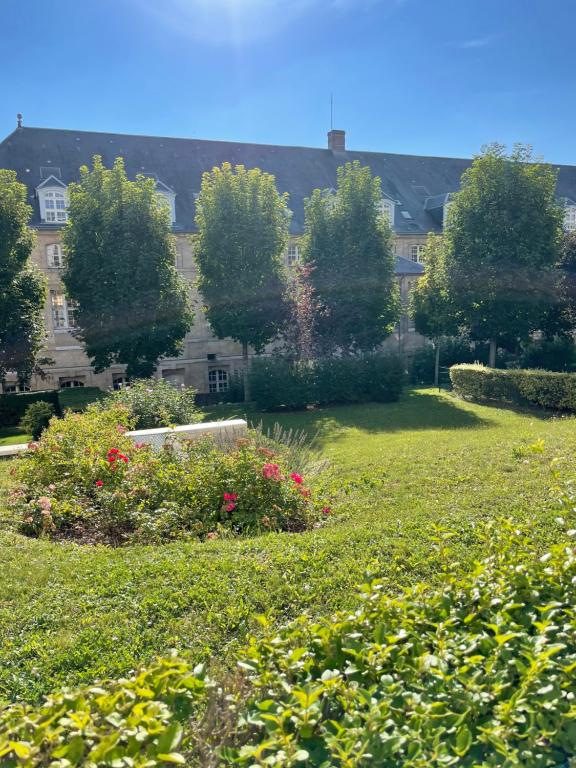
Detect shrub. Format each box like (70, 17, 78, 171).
(409, 337, 511, 385)
(0, 389, 60, 427)
(19, 401, 55, 439)
(519, 337, 576, 372)
(109, 378, 202, 429)
(58, 386, 105, 413)
(249, 354, 404, 411)
(9, 404, 322, 544)
(2, 526, 575, 766)
(0, 655, 210, 767)
(450, 364, 576, 411)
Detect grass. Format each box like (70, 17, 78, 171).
(0, 427, 31, 446)
(0, 388, 574, 704)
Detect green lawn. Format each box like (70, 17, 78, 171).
(0, 388, 573, 704)
(0, 427, 31, 446)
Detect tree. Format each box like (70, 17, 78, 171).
(281, 264, 324, 362)
(62, 157, 193, 379)
(410, 234, 458, 386)
(302, 161, 400, 355)
(445, 144, 563, 366)
(194, 163, 290, 396)
(0, 170, 46, 385)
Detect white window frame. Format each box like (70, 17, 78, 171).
(39, 187, 68, 223)
(50, 290, 77, 331)
(378, 198, 395, 228)
(565, 205, 576, 232)
(287, 242, 300, 265)
(208, 368, 229, 393)
(46, 243, 65, 268)
(410, 244, 426, 263)
(156, 191, 176, 224)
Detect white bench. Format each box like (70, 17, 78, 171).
(0, 420, 248, 457)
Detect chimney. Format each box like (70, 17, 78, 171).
(16, 113, 23, 128)
(328, 129, 346, 152)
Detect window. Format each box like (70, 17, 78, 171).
(59, 378, 85, 388)
(51, 291, 77, 330)
(43, 191, 68, 223)
(46, 243, 64, 268)
(208, 368, 229, 393)
(156, 192, 176, 224)
(287, 243, 300, 265)
(378, 199, 395, 227)
(112, 375, 129, 390)
(410, 244, 426, 263)
(2, 383, 30, 393)
(565, 206, 576, 232)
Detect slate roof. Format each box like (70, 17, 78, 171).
(395, 256, 425, 275)
(2, 125, 576, 238)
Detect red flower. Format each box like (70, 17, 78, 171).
(118, 454, 129, 463)
(107, 455, 117, 463)
(322, 507, 331, 516)
(108, 448, 120, 455)
(290, 472, 303, 485)
(95, 480, 104, 487)
(262, 463, 281, 481)
(225, 502, 236, 512)
(223, 492, 238, 502)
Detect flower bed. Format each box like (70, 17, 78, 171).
(9, 404, 326, 545)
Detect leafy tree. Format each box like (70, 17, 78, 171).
(410, 234, 458, 385)
(62, 157, 193, 379)
(445, 144, 563, 366)
(194, 163, 290, 396)
(302, 161, 399, 355)
(0, 170, 46, 385)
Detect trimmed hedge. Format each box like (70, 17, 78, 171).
(1, 526, 575, 766)
(58, 386, 106, 413)
(249, 354, 404, 411)
(0, 390, 60, 428)
(450, 364, 576, 411)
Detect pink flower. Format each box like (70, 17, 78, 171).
(262, 463, 281, 481)
(290, 472, 303, 485)
(223, 492, 238, 502)
(27, 441, 39, 452)
(206, 531, 218, 540)
(225, 502, 236, 512)
(134, 442, 146, 449)
(38, 496, 52, 511)
(322, 507, 331, 516)
(116, 424, 127, 434)
(299, 487, 311, 498)
(95, 480, 104, 488)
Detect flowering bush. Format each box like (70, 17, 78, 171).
(9, 405, 324, 545)
(109, 377, 202, 429)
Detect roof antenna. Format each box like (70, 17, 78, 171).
(16, 113, 23, 128)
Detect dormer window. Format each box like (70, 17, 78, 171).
(37, 176, 68, 224)
(378, 198, 395, 228)
(46, 243, 64, 268)
(565, 205, 576, 232)
(155, 180, 176, 224)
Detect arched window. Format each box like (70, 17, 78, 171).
(378, 198, 395, 228)
(42, 191, 68, 223)
(208, 369, 229, 393)
(46, 243, 64, 268)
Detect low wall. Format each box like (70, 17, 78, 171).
(0, 419, 248, 458)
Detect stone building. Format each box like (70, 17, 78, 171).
(2, 122, 576, 394)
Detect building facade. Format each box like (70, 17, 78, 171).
(2, 123, 576, 394)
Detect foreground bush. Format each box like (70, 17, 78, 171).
(9, 404, 321, 544)
(1, 525, 575, 766)
(451, 363, 576, 411)
(109, 378, 202, 429)
(250, 354, 404, 411)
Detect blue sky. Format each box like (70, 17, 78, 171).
(1, 0, 575, 163)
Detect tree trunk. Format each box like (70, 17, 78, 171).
(434, 339, 441, 389)
(242, 341, 250, 403)
(488, 340, 497, 368)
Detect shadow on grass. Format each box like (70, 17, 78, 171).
(202, 389, 492, 439)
